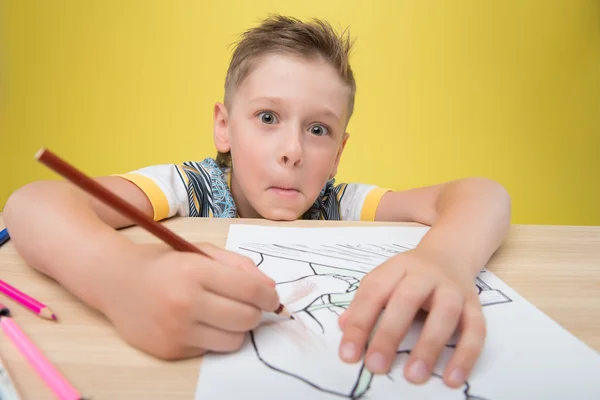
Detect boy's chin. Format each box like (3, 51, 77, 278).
(258, 206, 304, 221)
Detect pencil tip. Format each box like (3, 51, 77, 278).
(34, 148, 46, 160)
(52, 314, 57, 321)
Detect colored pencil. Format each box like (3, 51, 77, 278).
(34, 148, 293, 319)
(0, 228, 9, 247)
(0, 280, 57, 321)
(0, 353, 22, 400)
(0, 304, 84, 400)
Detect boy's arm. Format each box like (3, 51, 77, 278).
(374, 177, 511, 275)
(2, 177, 153, 311)
(4, 177, 279, 360)
(339, 178, 511, 387)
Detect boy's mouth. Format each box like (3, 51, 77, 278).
(269, 186, 301, 198)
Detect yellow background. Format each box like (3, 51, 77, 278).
(1, 1, 599, 225)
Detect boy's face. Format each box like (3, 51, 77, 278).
(214, 53, 351, 220)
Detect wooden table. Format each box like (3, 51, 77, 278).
(0, 215, 599, 399)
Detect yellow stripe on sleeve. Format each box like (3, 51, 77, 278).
(115, 173, 170, 221)
(360, 187, 391, 221)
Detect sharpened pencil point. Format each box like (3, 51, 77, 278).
(39, 307, 57, 321)
(274, 304, 295, 319)
(34, 148, 46, 160)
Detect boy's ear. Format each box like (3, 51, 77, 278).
(213, 102, 230, 153)
(329, 132, 350, 180)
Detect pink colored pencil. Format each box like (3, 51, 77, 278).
(0, 280, 57, 321)
(0, 304, 83, 400)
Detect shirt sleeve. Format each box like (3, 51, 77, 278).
(114, 164, 193, 221)
(337, 183, 390, 221)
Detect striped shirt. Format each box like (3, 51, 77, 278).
(117, 158, 389, 221)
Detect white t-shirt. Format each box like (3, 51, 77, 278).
(117, 158, 389, 222)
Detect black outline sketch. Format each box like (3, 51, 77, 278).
(237, 243, 507, 399)
(476, 273, 512, 307)
(250, 332, 368, 399)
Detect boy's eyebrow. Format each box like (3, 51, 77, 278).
(249, 96, 341, 124)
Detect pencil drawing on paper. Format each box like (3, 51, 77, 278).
(236, 243, 512, 400)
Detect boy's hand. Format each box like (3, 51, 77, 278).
(337, 249, 485, 388)
(102, 242, 279, 360)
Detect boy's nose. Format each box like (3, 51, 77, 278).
(281, 154, 302, 167)
(279, 131, 303, 168)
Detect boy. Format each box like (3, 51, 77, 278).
(3, 15, 511, 389)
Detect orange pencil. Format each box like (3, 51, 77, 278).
(0, 280, 57, 321)
(34, 148, 293, 319)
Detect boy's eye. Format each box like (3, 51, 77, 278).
(258, 111, 278, 124)
(309, 124, 329, 136)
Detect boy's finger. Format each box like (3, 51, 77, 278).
(194, 290, 263, 332)
(364, 276, 435, 374)
(443, 302, 486, 388)
(404, 288, 463, 384)
(180, 346, 208, 359)
(338, 273, 402, 363)
(185, 322, 246, 353)
(201, 260, 280, 312)
(195, 242, 275, 286)
(338, 309, 349, 330)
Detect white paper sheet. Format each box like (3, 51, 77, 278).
(195, 225, 600, 399)
(0, 355, 20, 400)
